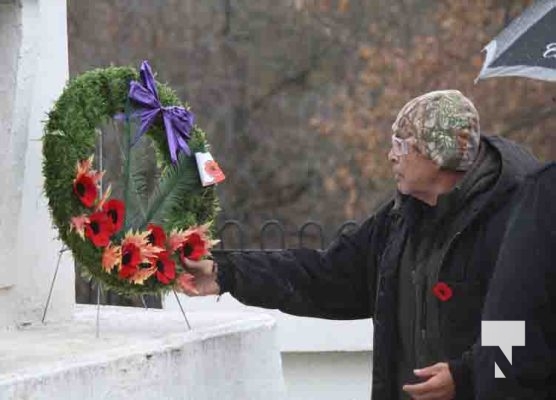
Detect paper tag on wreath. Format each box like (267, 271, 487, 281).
(195, 152, 226, 187)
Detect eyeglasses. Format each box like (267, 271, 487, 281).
(391, 134, 410, 156)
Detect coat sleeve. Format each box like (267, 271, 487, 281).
(213, 216, 380, 320)
(448, 345, 476, 400)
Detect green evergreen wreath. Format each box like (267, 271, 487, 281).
(42, 62, 219, 296)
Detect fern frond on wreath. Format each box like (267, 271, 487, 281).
(140, 153, 201, 230)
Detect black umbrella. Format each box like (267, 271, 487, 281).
(476, 0, 556, 82)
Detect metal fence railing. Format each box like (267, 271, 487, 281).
(215, 219, 359, 251)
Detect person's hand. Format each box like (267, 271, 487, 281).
(177, 258, 220, 296)
(402, 362, 455, 400)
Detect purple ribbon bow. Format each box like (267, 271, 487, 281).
(128, 60, 194, 163)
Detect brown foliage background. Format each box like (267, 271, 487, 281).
(68, 0, 555, 247)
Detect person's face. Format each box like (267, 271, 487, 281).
(388, 134, 440, 197)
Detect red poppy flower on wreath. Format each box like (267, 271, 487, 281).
(179, 232, 209, 262)
(432, 281, 453, 302)
(118, 231, 163, 282)
(73, 156, 103, 208)
(73, 174, 98, 208)
(169, 223, 218, 262)
(85, 211, 113, 247)
(154, 251, 176, 284)
(119, 242, 142, 279)
(204, 160, 225, 183)
(103, 199, 125, 234)
(147, 224, 167, 248)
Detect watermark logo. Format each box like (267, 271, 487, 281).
(543, 43, 556, 59)
(481, 321, 525, 378)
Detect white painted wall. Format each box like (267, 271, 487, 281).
(282, 352, 372, 400)
(0, 0, 22, 290)
(165, 293, 374, 399)
(0, 0, 74, 329)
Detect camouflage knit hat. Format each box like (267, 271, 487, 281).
(392, 90, 480, 171)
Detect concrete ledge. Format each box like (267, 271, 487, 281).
(166, 293, 373, 352)
(0, 305, 286, 399)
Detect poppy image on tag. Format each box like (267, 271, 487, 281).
(195, 152, 226, 187)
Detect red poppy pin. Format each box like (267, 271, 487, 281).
(432, 281, 453, 302)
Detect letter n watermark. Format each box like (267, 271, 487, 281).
(481, 321, 525, 378)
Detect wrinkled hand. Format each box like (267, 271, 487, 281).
(177, 258, 220, 296)
(403, 362, 455, 400)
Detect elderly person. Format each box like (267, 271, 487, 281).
(181, 90, 539, 400)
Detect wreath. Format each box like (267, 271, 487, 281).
(42, 61, 223, 296)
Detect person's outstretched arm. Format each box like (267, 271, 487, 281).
(181, 216, 381, 320)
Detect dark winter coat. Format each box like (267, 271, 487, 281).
(215, 135, 539, 399)
(475, 163, 556, 400)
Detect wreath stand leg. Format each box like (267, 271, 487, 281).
(95, 283, 103, 338)
(40, 244, 105, 339)
(93, 126, 105, 339)
(172, 289, 192, 330)
(140, 295, 149, 310)
(41, 246, 69, 323)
